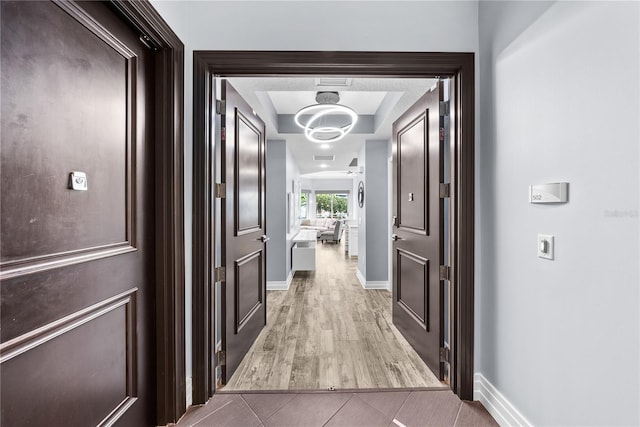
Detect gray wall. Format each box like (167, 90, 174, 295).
(357, 144, 367, 278)
(285, 143, 300, 278)
(364, 140, 389, 282)
(357, 140, 391, 283)
(266, 140, 287, 282)
(478, 1, 639, 425)
(266, 139, 300, 282)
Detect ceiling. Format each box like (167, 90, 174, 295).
(227, 77, 438, 177)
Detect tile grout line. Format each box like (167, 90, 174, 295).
(452, 400, 464, 427)
(239, 394, 263, 426)
(390, 390, 414, 424)
(351, 393, 400, 425)
(184, 399, 234, 427)
(320, 393, 356, 427)
(245, 392, 299, 425)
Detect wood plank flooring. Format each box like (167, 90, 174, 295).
(223, 239, 445, 391)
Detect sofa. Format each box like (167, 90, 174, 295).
(299, 218, 337, 235)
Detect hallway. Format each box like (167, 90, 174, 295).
(223, 239, 443, 391)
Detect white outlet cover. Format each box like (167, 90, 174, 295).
(537, 234, 554, 260)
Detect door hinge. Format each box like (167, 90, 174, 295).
(439, 265, 451, 281)
(216, 350, 226, 366)
(439, 183, 451, 198)
(439, 101, 450, 117)
(214, 266, 226, 282)
(215, 100, 226, 115)
(215, 183, 226, 199)
(392, 215, 399, 227)
(439, 346, 451, 363)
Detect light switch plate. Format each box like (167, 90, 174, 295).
(538, 234, 554, 260)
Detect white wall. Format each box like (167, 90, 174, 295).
(478, 1, 639, 425)
(149, 0, 479, 408)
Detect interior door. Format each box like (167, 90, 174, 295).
(220, 81, 267, 383)
(1, 1, 156, 425)
(392, 82, 444, 379)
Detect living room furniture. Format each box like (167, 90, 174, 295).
(299, 218, 337, 235)
(319, 220, 343, 243)
(292, 229, 317, 271)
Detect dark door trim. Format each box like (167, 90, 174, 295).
(192, 51, 474, 401)
(109, 2, 186, 424)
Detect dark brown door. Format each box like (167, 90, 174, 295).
(1, 1, 156, 425)
(392, 82, 444, 379)
(220, 81, 267, 383)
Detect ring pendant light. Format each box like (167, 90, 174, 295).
(294, 92, 358, 143)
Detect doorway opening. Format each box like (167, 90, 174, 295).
(192, 51, 475, 404)
(215, 76, 451, 392)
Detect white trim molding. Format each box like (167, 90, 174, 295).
(267, 271, 294, 291)
(474, 373, 532, 427)
(356, 269, 391, 291)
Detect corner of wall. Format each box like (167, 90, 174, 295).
(474, 373, 532, 427)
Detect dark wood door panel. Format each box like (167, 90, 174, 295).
(222, 81, 267, 383)
(1, 290, 136, 426)
(1, 1, 156, 425)
(235, 112, 262, 234)
(0, 0, 137, 272)
(398, 113, 428, 233)
(392, 83, 444, 380)
(1, 256, 144, 342)
(396, 249, 429, 329)
(234, 250, 264, 333)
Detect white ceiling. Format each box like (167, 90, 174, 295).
(266, 90, 389, 115)
(227, 77, 438, 176)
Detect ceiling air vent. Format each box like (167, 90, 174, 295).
(348, 158, 358, 167)
(313, 155, 335, 161)
(315, 77, 352, 87)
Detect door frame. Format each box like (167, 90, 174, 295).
(107, 2, 186, 424)
(192, 51, 475, 402)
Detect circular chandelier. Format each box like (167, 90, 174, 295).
(294, 92, 358, 143)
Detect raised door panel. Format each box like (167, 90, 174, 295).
(397, 114, 428, 234)
(396, 249, 428, 330)
(235, 111, 262, 235)
(234, 250, 263, 333)
(1, 0, 136, 275)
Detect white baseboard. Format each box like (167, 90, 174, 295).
(474, 373, 532, 427)
(356, 269, 391, 291)
(267, 271, 293, 291)
(186, 376, 192, 408)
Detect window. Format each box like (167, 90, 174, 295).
(316, 192, 349, 219)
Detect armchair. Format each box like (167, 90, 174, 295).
(318, 220, 344, 243)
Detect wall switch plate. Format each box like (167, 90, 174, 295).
(538, 234, 554, 260)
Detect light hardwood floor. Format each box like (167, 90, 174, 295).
(223, 238, 445, 391)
